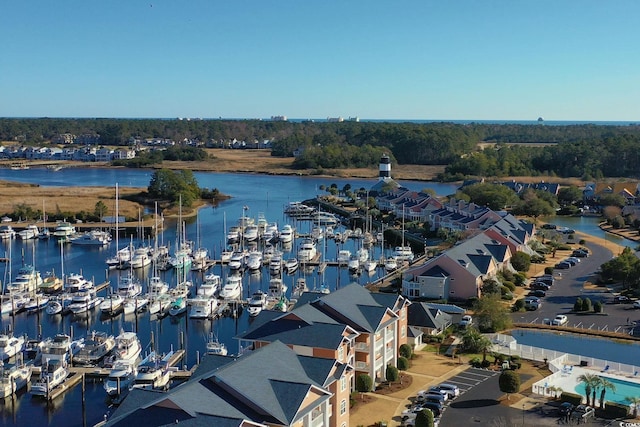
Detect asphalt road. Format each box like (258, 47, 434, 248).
(514, 238, 639, 334)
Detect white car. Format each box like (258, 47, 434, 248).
(460, 315, 473, 327)
(552, 314, 568, 326)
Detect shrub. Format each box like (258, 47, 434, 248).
(514, 272, 527, 286)
(356, 374, 373, 392)
(593, 300, 603, 313)
(581, 297, 592, 312)
(511, 251, 531, 272)
(399, 343, 413, 359)
(574, 297, 583, 312)
(386, 365, 399, 382)
(499, 370, 520, 394)
(397, 356, 410, 371)
(470, 357, 482, 368)
(481, 359, 491, 368)
(601, 402, 629, 419)
(512, 298, 525, 312)
(503, 281, 516, 292)
(560, 392, 583, 406)
(579, 239, 586, 245)
(415, 408, 434, 427)
(544, 267, 554, 275)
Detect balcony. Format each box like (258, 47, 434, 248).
(354, 342, 370, 352)
(355, 361, 370, 371)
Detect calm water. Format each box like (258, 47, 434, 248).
(0, 167, 457, 427)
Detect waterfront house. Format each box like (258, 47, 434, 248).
(105, 341, 344, 427)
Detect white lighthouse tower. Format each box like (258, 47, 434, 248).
(379, 154, 391, 180)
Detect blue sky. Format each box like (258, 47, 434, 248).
(1, 1, 638, 121)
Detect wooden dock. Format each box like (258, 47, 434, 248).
(46, 372, 84, 401)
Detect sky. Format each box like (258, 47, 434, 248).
(1, 1, 639, 121)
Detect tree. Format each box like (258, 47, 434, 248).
(415, 408, 434, 427)
(460, 328, 493, 361)
(510, 251, 531, 272)
(399, 343, 413, 359)
(577, 373, 600, 406)
(625, 396, 640, 417)
(397, 356, 410, 371)
(499, 370, 520, 397)
(386, 364, 399, 382)
(473, 294, 513, 332)
(147, 169, 201, 207)
(574, 297, 583, 312)
(356, 373, 373, 392)
(94, 201, 108, 220)
(581, 297, 593, 312)
(557, 186, 583, 206)
(599, 193, 626, 208)
(598, 377, 616, 408)
(458, 183, 519, 210)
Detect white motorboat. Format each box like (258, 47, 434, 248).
(103, 360, 137, 396)
(0, 334, 25, 360)
(292, 278, 308, 298)
(348, 256, 361, 273)
(129, 246, 152, 269)
(337, 249, 351, 265)
(72, 331, 116, 366)
(279, 224, 294, 243)
(31, 359, 68, 397)
(52, 221, 76, 241)
(147, 276, 169, 297)
(226, 226, 241, 244)
(134, 351, 173, 390)
(45, 299, 63, 315)
(393, 245, 414, 262)
(24, 338, 44, 363)
(219, 275, 242, 300)
(384, 256, 398, 272)
(284, 258, 298, 274)
(40, 333, 80, 364)
(269, 254, 282, 275)
(243, 224, 259, 242)
(263, 222, 279, 242)
(313, 212, 339, 226)
(284, 201, 316, 217)
(17, 224, 39, 240)
(228, 251, 245, 271)
(117, 274, 142, 298)
(268, 278, 288, 300)
(148, 294, 172, 317)
(0, 363, 32, 398)
(70, 230, 111, 246)
(198, 274, 220, 297)
(67, 289, 102, 314)
(106, 246, 131, 268)
(188, 295, 217, 318)
(23, 294, 50, 312)
(246, 250, 263, 271)
(190, 247, 209, 271)
(6, 265, 43, 294)
(0, 225, 15, 239)
(364, 259, 378, 273)
(123, 297, 149, 315)
(206, 333, 228, 356)
(220, 249, 233, 263)
(0, 294, 29, 315)
(246, 290, 268, 316)
(65, 273, 93, 293)
(168, 297, 187, 316)
(104, 331, 142, 367)
(311, 226, 324, 241)
(100, 294, 124, 314)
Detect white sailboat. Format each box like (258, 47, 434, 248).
(106, 184, 131, 269)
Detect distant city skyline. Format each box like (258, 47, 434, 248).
(1, 1, 638, 121)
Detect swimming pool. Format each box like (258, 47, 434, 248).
(574, 376, 640, 405)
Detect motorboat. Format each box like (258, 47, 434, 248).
(197, 274, 220, 297)
(228, 251, 245, 271)
(284, 258, 298, 274)
(0, 294, 29, 315)
(65, 273, 94, 293)
(393, 245, 415, 262)
(384, 256, 398, 272)
(24, 338, 44, 362)
(45, 299, 63, 315)
(72, 331, 116, 366)
(284, 201, 316, 217)
(348, 256, 361, 274)
(269, 254, 282, 275)
(117, 274, 142, 298)
(311, 226, 324, 241)
(188, 295, 217, 318)
(106, 246, 131, 268)
(100, 294, 124, 315)
(6, 265, 43, 294)
(104, 331, 142, 367)
(52, 221, 76, 241)
(168, 297, 187, 316)
(190, 247, 209, 271)
(246, 250, 263, 271)
(40, 271, 63, 294)
(297, 238, 318, 262)
(17, 224, 39, 240)
(243, 224, 259, 242)
(337, 250, 351, 265)
(23, 294, 50, 312)
(68, 289, 102, 314)
(148, 293, 172, 317)
(70, 230, 111, 246)
(279, 224, 294, 243)
(31, 359, 68, 397)
(226, 226, 241, 244)
(134, 351, 173, 390)
(129, 246, 152, 269)
(262, 222, 279, 242)
(313, 212, 339, 226)
(219, 275, 242, 300)
(246, 290, 267, 316)
(168, 280, 192, 300)
(0, 334, 25, 360)
(364, 259, 378, 273)
(292, 278, 308, 298)
(356, 247, 369, 264)
(0, 363, 32, 398)
(103, 360, 137, 396)
(220, 249, 233, 263)
(268, 278, 287, 300)
(206, 333, 228, 356)
(147, 276, 169, 297)
(40, 333, 80, 364)
(123, 297, 149, 315)
(0, 225, 15, 239)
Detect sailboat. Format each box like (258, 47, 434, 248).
(38, 200, 50, 239)
(393, 204, 414, 263)
(106, 184, 131, 269)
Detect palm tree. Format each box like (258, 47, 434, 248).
(577, 373, 600, 406)
(625, 396, 640, 418)
(598, 377, 616, 408)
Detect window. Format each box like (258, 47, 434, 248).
(340, 376, 347, 391)
(401, 326, 405, 338)
(340, 399, 347, 415)
(408, 288, 420, 298)
(337, 345, 344, 361)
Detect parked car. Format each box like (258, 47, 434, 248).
(572, 249, 589, 258)
(528, 290, 547, 298)
(541, 224, 557, 230)
(460, 315, 473, 328)
(524, 298, 541, 310)
(555, 261, 571, 269)
(563, 258, 579, 266)
(552, 315, 568, 326)
(535, 275, 554, 286)
(435, 383, 460, 398)
(633, 301, 640, 309)
(561, 228, 576, 234)
(531, 282, 551, 291)
(613, 295, 631, 304)
(417, 389, 448, 402)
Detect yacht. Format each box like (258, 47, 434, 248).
(190, 246, 209, 271)
(31, 359, 68, 397)
(122, 296, 149, 315)
(40, 333, 78, 364)
(169, 297, 187, 316)
(72, 331, 115, 366)
(337, 250, 351, 265)
(23, 294, 50, 312)
(246, 250, 263, 271)
(279, 224, 294, 243)
(243, 224, 259, 242)
(103, 360, 137, 396)
(188, 295, 217, 318)
(284, 201, 316, 217)
(228, 251, 246, 271)
(297, 239, 317, 262)
(17, 224, 39, 240)
(384, 256, 398, 272)
(219, 275, 242, 300)
(68, 288, 102, 314)
(284, 258, 298, 274)
(0, 334, 25, 360)
(268, 278, 287, 300)
(0, 363, 32, 398)
(52, 221, 76, 241)
(100, 294, 124, 314)
(393, 245, 415, 262)
(246, 290, 267, 317)
(106, 246, 131, 268)
(269, 254, 282, 275)
(206, 333, 228, 356)
(6, 265, 43, 294)
(117, 274, 142, 298)
(70, 230, 111, 246)
(134, 351, 173, 390)
(129, 247, 152, 269)
(198, 274, 221, 297)
(40, 271, 63, 294)
(104, 331, 142, 367)
(226, 226, 241, 244)
(65, 273, 94, 293)
(0, 225, 15, 239)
